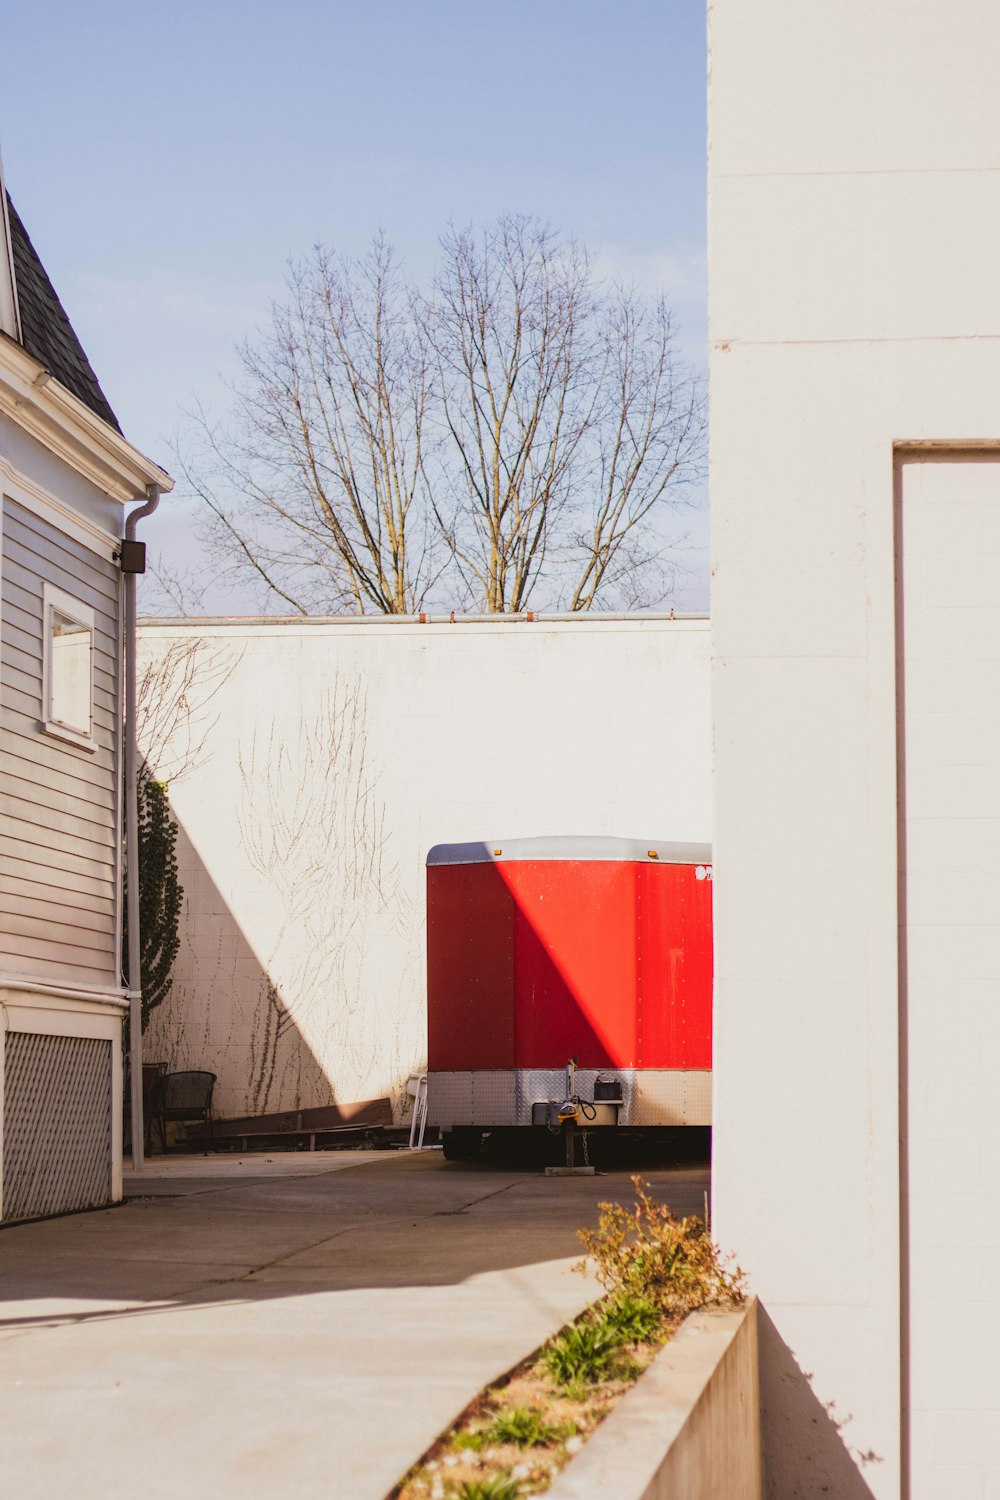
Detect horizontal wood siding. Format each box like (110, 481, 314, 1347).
(0, 499, 119, 986)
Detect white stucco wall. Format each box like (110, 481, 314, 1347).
(709, 5, 1000, 1497)
(137, 616, 709, 1124)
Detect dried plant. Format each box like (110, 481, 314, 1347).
(577, 1175, 746, 1316)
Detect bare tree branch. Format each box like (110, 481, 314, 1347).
(182, 216, 705, 614)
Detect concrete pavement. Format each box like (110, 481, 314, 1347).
(0, 1150, 709, 1499)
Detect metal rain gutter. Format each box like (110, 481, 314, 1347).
(123, 483, 160, 1171)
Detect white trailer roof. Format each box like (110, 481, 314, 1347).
(426, 836, 712, 866)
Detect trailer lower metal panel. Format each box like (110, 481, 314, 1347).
(427, 1068, 712, 1128)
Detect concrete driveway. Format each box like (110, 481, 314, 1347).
(0, 1150, 709, 1500)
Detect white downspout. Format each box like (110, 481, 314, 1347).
(124, 483, 160, 1171)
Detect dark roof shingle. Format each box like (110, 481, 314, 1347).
(6, 193, 121, 432)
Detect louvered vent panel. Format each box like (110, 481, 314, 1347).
(3, 1031, 113, 1222)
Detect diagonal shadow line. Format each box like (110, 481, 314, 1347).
(756, 1304, 881, 1498)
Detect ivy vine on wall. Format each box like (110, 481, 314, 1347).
(123, 768, 184, 1032)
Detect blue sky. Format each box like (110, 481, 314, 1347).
(2, 1, 708, 611)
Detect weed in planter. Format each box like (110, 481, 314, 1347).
(480, 1406, 575, 1449)
(601, 1290, 662, 1343)
(577, 1175, 746, 1316)
(450, 1430, 485, 1453)
(448, 1477, 521, 1500)
(542, 1317, 624, 1387)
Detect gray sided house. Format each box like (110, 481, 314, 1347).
(0, 169, 171, 1222)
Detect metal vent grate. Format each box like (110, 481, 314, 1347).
(3, 1031, 113, 1223)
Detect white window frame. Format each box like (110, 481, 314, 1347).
(41, 582, 97, 751)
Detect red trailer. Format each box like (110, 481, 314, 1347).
(425, 836, 712, 1159)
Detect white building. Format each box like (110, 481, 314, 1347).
(135, 614, 710, 1124)
(710, 5, 1000, 1495)
(0, 169, 171, 1222)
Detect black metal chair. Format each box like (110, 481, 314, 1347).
(154, 1071, 217, 1153)
(142, 1061, 168, 1152)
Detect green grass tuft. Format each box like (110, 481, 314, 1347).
(480, 1406, 575, 1448)
(542, 1318, 624, 1387)
(448, 1476, 522, 1500)
(600, 1291, 662, 1343)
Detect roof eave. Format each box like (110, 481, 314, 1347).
(0, 154, 21, 342)
(0, 331, 173, 502)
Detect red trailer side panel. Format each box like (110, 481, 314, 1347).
(502, 861, 639, 1069)
(426, 863, 515, 1069)
(636, 862, 713, 1069)
(426, 841, 713, 1078)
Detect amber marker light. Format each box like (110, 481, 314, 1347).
(493, 848, 502, 856)
(648, 850, 659, 859)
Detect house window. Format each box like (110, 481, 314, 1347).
(42, 584, 95, 748)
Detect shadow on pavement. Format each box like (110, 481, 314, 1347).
(0, 1153, 712, 1328)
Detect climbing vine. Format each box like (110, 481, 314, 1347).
(123, 768, 183, 1031)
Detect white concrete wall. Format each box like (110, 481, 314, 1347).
(136, 616, 709, 1124)
(709, 5, 1000, 1496)
(898, 458, 1000, 1499)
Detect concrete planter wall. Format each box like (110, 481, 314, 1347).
(547, 1298, 761, 1500)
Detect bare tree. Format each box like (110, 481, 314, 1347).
(184, 216, 703, 614)
(426, 218, 704, 612)
(425, 219, 596, 612)
(183, 236, 439, 614)
(141, 556, 210, 618)
(568, 289, 704, 611)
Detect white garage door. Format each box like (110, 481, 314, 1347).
(901, 457, 1000, 1496)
